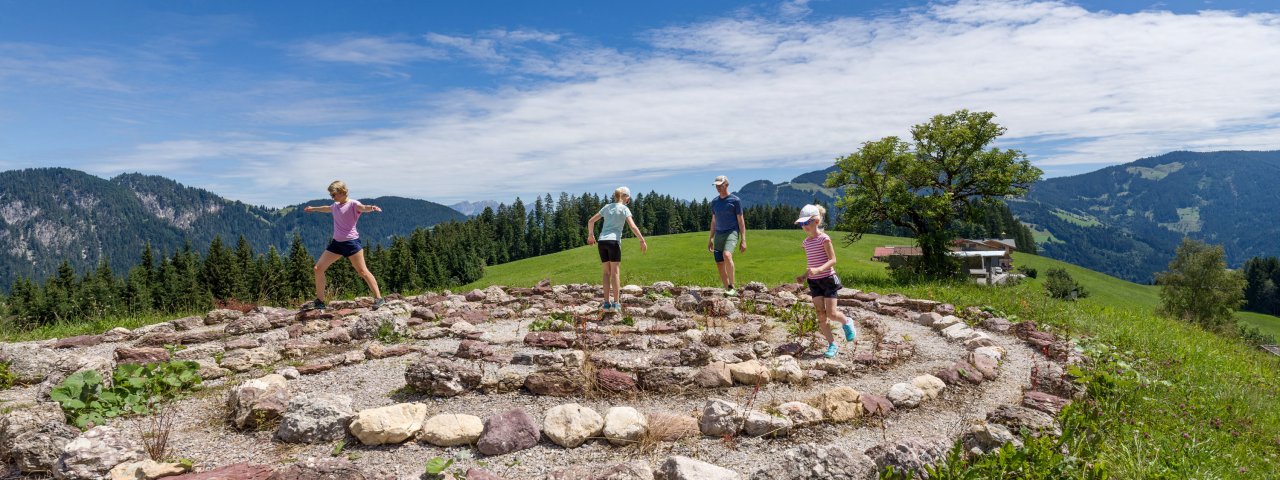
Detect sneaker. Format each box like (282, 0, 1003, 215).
(725, 288, 738, 297)
(601, 302, 613, 312)
(842, 323, 856, 342)
(823, 342, 839, 358)
(372, 298, 386, 310)
(302, 299, 326, 311)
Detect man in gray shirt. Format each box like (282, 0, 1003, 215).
(708, 175, 747, 296)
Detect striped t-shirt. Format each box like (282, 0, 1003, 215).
(802, 233, 835, 279)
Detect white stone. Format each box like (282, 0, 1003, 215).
(912, 374, 946, 400)
(768, 355, 804, 384)
(887, 383, 926, 409)
(543, 403, 604, 448)
(603, 407, 648, 446)
(348, 403, 428, 445)
(419, 414, 484, 447)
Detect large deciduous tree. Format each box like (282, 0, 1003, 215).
(826, 110, 1042, 278)
(1156, 239, 1246, 330)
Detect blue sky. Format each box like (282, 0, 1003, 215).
(3, 0, 1279, 207)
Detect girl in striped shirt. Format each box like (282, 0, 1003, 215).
(794, 204, 855, 358)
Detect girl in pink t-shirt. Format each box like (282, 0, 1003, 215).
(302, 180, 386, 310)
(794, 204, 855, 358)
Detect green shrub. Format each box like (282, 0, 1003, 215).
(374, 320, 406, 344)
(50, 360, 203, 429)
(1017, 266, 1038, 279)
(1044, 268, 1088, 300)
(0, 361, 14, 391)
(1237, 323, 1277, 347)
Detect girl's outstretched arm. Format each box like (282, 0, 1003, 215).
(586, 213, 602, 245)
(626, 217, 648, 253)
(303, 205, 332, 213)
(358, 204, 382, 213)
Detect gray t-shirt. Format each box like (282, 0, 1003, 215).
(597, 203, 632, 241)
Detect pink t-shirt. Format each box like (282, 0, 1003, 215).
(331, 200, 362, 241)
(803, 232, 835, 279)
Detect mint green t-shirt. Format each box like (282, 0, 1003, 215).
(597, 203, 632, 241)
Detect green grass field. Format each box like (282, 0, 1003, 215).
(468, 230, 1280, 478)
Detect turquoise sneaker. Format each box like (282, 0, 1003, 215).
(842, 323, 856, 342)
(824, 342, 839, 358)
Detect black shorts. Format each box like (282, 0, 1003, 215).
(807, 275, 843, 298)
(597, 240, 621, 263)
(326, 238, 363, 258)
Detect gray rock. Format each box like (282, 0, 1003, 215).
(743, 410, 791, 438)
(219, 346, 282, 373)
(53, 426, 146, 480)
(276, 393, 354, 443)
(748, 444, 873, 479)
(987, 405, 1061, 437)
(349, 311, 402, 340)
(266, 457, 366, 480)
(204, 309, 245, 325)
(864, 438, 948, 479)
(404, 357, 483, 397)
(36, 355, 114, 402)
(657, 456, 741, 480)
(0, 403, 79, 473)
(0, 344, 61, 384)
(886, 383, 926, 409)
(698, 398, 743, 437)
(964, 422, 1023, 454)
(227, 374, 290, 430)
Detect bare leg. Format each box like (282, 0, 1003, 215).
(723, 252, 736, 288)
(609, 262, 621, 306)
(811, 296, 834, 344)
(825, 297, 848, 325)
(313, 251, 343, 301)
(716, 260, 729, 288)
(348, 250, 383, 299)
(600, 263, 611, 304)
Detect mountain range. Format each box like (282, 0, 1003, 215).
(0, 168, 465, 287)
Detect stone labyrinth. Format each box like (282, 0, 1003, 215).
(0, 281, 1083, 480)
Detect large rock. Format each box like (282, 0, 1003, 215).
(1022, 391, 1070, 415)
(204, 309, 244, 325)
(657, 456, 741, 480)
(404, 357, 482, 397)
(698, 398, 743, 436)
(743, 410, 792, 438)
(476, 409, 540, 456)
(911, 375, 945, 400)
(727, 360, 769, 385)
(887, 383, 926, 409)
(349, 311, 402, 341)
(219, 347, 282, 373)
(0, 403, 79, 473)
(551, 461, 653, 480)
(603, 407, 648, 446)
(810, 387, 862, 422)
(768, 356, 803, 384)
(419, 414, 484, 447)
(114, 347, 170, 365)
(227, 374, 290, 430)
(266, 458, 365, 480)
(53, 426, 146, 480)
(748, 444, 873, 479)
(276, 393, 353, 444)
(543, 403, 604, 448)
(225, 314, 271, 335)
(596, 368, 637, 393)
(36, 355, 115, 402)
(987, 405, 1061, 437)
(692, 362, 733, 388)
(525, 369, 583, 396)
(164, 463, 273, 480)
(348, 403, 427, 445)
(964, 422, 1023, 454)
(108, 460, 188, 480)
(776, 402, 823, 427)
(864, 438, 948, 479)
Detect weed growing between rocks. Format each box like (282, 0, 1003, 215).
(50, 359, 203, 428)
(140, 403, 176, 461)
(0, 361, 14, 390)
(375, 319, 406, 344)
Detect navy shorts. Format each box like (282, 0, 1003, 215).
(326, 238, 363, 258)
(597, 240, 621, 262)
(807, 275, 843, 298)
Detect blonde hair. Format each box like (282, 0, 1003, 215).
(613, 186, 631, 203)
(327, 180, 348, 196)
(814, 205, 827, 229)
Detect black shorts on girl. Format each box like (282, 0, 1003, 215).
(326, 238, 363, 258)
(597, 240, 621, 262)
(807, 275, 843, 298)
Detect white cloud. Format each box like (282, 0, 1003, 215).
(0, 43, 131, 92)
(293, 36, 444, 65)
(107, 0, 1280, 206)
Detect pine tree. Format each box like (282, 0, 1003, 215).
(201, 236, 237, 301)
(286, 235, 314, 303)
(233, 235, 255, 302)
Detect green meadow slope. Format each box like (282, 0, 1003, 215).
(468, 230, 1280, 477)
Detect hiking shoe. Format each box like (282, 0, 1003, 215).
(601, 302, 613, 312)
(372, 297, 386, 310)
(303, 299, 326, 311)
(842, 323, 856, 342)
(725, 288, 738, 297)
(824, 342, 839, 358)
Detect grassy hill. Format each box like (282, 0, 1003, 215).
(468, 230, 1280, 477)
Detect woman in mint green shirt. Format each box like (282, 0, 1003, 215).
(587, 186, 649, 313)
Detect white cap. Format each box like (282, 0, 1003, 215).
(795, 204, 822, 224)
(712, 175, 729, 186)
